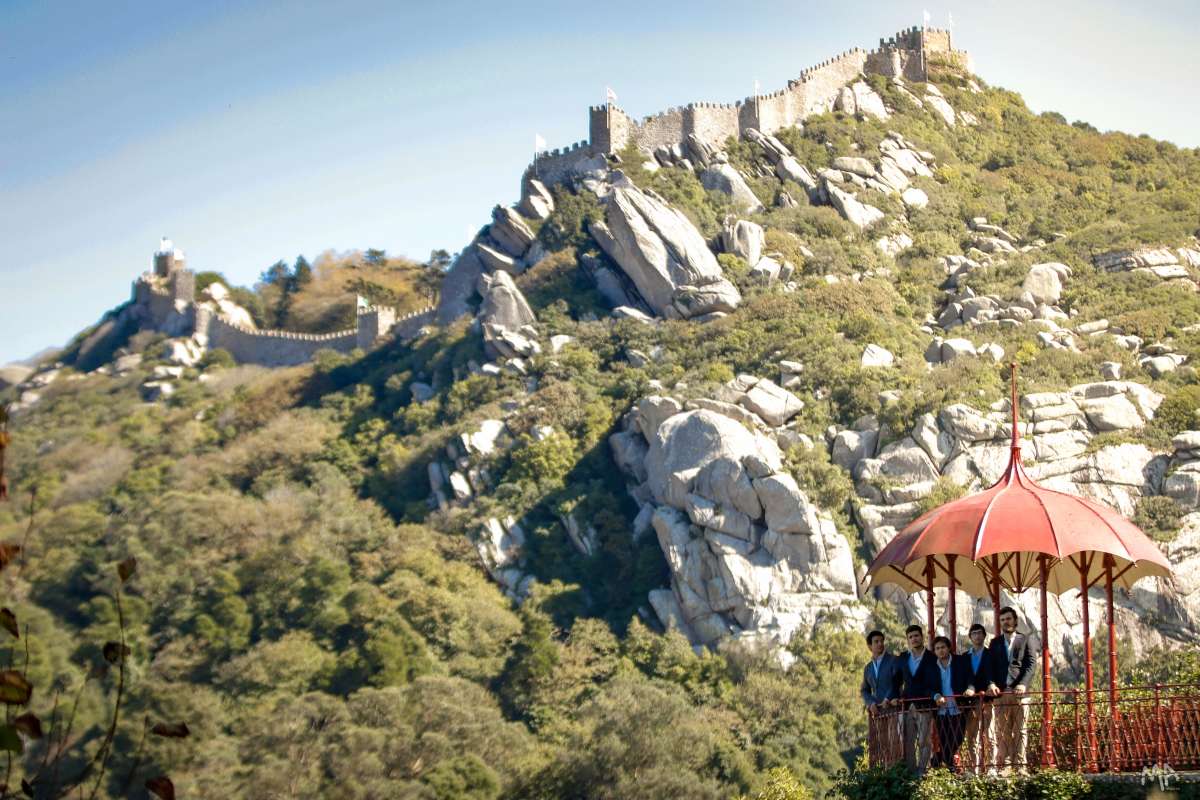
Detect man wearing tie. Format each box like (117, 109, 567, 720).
(961, 623, 995, 774)
(861, 630, 902, 764)
(987, 607, 1037, 773)
(899, 624, 939, 774)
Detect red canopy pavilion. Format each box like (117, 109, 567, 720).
(865, 366, 1182, 774)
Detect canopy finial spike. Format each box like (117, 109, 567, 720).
(1010, 362, 1020, 451)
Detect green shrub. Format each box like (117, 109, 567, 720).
(507, 432, 577, 487)
(1132, 495, 1185, 543)
(1151, 384, 1200, 438)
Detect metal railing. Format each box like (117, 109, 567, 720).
(867, 684, 1200, 775)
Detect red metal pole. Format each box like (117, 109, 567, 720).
(1154, 683, 1165, 768)
(1072, 689, 1081, 769)
(1080, 555, 1097, 771)
(947, 554, 958, 650)
(925, 556, 936, 636)
(1105, 555, 1121, 772)
(1040, 554, 1055, 768)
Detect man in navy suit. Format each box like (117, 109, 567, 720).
(987, 606, 1037, 773)
(899, 624, 939, 774)
(930, 635, 971, 769)
(861, 630, 902, 765)
(960, 623, 995, 774)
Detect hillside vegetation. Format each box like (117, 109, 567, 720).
(2, 57, 1200, 800)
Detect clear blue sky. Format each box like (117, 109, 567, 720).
(2, 0, 1197, 364)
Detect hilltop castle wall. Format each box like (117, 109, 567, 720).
(197, 308, 359, 367)
(130, 256, 436, 368)
(532, 27, 966, 186)
(191, 303, 436, 368)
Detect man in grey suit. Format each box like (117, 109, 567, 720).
(987, 606, 1038, 773)
(861, 629, 902, 765)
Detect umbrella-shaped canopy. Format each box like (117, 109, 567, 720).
(866, 372, 1172, 597)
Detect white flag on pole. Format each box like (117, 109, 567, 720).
(948, 10, 953, 30)
(357, 295, 369, 311)
(606, 86, 617, 105)
(923, 8, 931, 27)
(534, 133, 547, 152)
(753, 79, 760, 97)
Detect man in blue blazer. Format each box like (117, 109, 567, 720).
(987, 607, 1038, 773)
(861, 630, 902, 765)
(930, 635, 972, 769)
(960, 623, 996, 774)
(899, 624, 939, 774)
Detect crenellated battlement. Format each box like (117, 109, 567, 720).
(532, 23, 968, 186)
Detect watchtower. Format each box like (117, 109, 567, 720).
(154, 237, 186, 278)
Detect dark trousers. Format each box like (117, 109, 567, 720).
(933, 711, 967, 770)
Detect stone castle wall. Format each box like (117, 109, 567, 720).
(531, 26, 967, 186)
(193, 303, 436, 367)
(198, 308, 359, 367)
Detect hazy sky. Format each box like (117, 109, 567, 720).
(2, 0, 1197, 364)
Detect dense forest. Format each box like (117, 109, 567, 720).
(3, 56, 1200, 799)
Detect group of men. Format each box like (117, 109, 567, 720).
(860, 606, 1037, 775)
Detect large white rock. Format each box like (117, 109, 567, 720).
(832, 428, 879, 470)
(832, 156, 875, 177)
(645, 409, 783, 508)
(900, 187, 929, 209)
(1023, 263, 1069, 305)
(721, 218, 765, 266)
(861, 344, 894, 367)
(478, 270, 535, 331)
(590, 184, 742, 319)
(941, 338, 977, 362)
(1076, 393, 1146, 431)
(694, 456, 763, 519)
(925, 90, 956, 126)
(476, 516, 527, 597)
(852, 81, 889, 120)
(877, 437, 940, 484)
(518, 177, 555, 221)
(752, 472, 820, 534)
(488, 206, 536, 257)
(700, 163, 764, 213)
(827, 183, 885, 230)
(739, 378, 804, 427)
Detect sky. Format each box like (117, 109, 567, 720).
(2, 0, 1198, 365)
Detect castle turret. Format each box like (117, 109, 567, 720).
(154, 237, 186, 278)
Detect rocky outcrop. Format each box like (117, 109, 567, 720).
(477, 271, 540, 360)
(518, 177, 555, 221)
(1093, 245, 1200, 291)
(475, 516, 530, 599)
(924, 83, 956, 126)
(611, 379, 864, 651)
(488, 206, 536, 258)
(590, 183, 742, 320)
